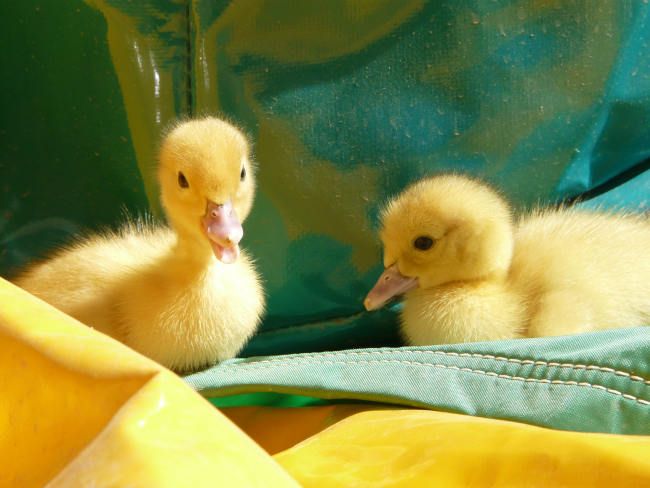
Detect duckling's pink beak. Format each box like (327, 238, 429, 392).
(364, 264, 418, 311)
(202, 200, 243, 264)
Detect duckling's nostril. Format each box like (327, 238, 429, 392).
(208, 202, 225, 219)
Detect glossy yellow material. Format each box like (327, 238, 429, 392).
(0, 277, 297, 488)
(3, 274, 650, 486)
(223, 404, 391, 455)
(275, 409, 650, 487)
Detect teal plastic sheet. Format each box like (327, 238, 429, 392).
(1, 1, 649, 356)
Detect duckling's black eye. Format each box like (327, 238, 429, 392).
(413, 236, 434, 251)
(178, 171, 189, 189)
(240, 166, 246, 181)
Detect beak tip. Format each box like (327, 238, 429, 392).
(363, 264, 417, 313)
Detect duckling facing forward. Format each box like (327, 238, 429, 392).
(14, 117, 264, 373)
(364, 174, 650, 345)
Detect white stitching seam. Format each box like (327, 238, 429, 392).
(228, 349, 650, 386)
(219, 359, 650, 407)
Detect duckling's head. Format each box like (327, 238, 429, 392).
(158, 117, 256, 263)
(364, 174, 514, 311)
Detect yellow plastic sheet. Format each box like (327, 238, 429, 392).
(3, 275, 650, 487)
(0, 278, 298, 488)
(222, 404, 392, 455)
(273, 409, 650, 486)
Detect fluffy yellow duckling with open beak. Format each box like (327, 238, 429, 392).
(15, 117, 265, 373)
(364, 174, 650, 345)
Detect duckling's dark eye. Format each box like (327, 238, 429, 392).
(178, 171, 189, 189)
(413, 236, 434, 251)
(240, 166, 246, 181)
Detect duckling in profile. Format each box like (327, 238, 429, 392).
(14, 117, 265, 373)
(364, 174, 650, 345)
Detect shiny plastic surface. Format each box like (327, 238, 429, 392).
(2, 276, 649, 486)
(190, 0, 650, 354)
(0, 277, 298, 487)
(2, 1, 649, 354)
(274, 409, 650, 487)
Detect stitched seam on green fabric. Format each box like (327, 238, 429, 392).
(218, 359, 650, 406)
(233, 350, 650, 385)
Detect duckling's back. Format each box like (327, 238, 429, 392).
(510, 209, 650, 337)
(14, 224, 175, 337)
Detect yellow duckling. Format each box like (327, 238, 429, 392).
(364, 174, 650, 345)
(14, 117, 265, 373)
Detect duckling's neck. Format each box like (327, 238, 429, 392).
(447, 268, 510, 287)
(169, 231, 216, 274)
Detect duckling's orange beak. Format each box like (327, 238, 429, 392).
(364, 263, 418, 311)
(202, 200, 243, 264)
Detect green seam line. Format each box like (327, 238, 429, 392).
(217, 348, 650, 385)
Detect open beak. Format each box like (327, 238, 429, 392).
(364, 263, 418, 311)
(201, 200, 243, 264)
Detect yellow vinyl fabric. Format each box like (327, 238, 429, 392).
(0, 277, 298, 488)
(273, 409, 650, 487)
(2, 273, 650, 487)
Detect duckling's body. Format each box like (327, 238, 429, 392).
(402, 279, 525, 345)
(365, 175, 650, 345)
(15, 117, 264, 372)
(512, 209, 650, 338)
